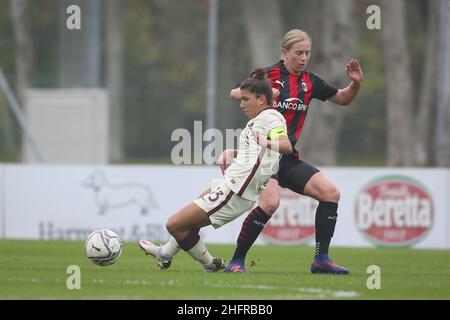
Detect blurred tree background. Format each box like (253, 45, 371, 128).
(0, 0, 448, 166)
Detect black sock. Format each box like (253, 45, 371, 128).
(314, 201, 338, 257)
(231, 206, 271, 260)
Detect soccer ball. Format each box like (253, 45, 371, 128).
(85, 229, 123, 266)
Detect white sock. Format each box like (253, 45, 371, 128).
(160, 237, 181, 259)
(187, 239, 213, 266)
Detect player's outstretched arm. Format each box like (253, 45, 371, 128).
(329, 58, 363, 106)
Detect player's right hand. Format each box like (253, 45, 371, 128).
(272, 88, 280, 98)
(250, 127, 268, 148)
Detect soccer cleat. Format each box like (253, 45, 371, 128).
(138, 240, 172, 269)
(310, 254, 349, 275)
(204, 258, 225, 272)
(224, 258, 247, 273)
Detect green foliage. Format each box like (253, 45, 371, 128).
(339, 18, 387, 166)
(0, 0, 18, 161)
(0, 0, 15, 77)
(0, 0, 433, 165)
(29, 0, 59, 87)
(0, 92, 19, 162)
(122, 0, 207, 158)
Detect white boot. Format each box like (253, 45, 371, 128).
(138, 240, 172, 269)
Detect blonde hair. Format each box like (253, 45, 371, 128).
(281, 29, 312, 50)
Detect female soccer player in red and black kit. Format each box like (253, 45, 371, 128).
(223, 29, 364, 274)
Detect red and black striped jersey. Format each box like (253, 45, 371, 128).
(267, 60, 338, 156)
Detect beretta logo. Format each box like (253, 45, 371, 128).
(262, 188, 317, 244)
(355, 176, 434, 246)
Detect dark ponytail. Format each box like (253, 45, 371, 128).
(249, 68, 268, 80)
(240, 68, 273, 105)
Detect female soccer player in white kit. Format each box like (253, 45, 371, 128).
(139, 69, 293, 272)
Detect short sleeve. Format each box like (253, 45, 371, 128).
(265, 113, 287, 139)
(267, 118, 285, 132)
(310, 73, 338, 101)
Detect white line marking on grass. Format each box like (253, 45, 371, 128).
(295, 287, 359, 298)
(4, 277, 42, 283)
(87, 279, 359, 299)
(91, 278, 184, 286)
(205, 281, 359, 299)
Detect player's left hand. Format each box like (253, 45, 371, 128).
(250, 127, 268, 147)
(345, 58, 363, 83)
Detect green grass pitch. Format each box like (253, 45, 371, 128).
(0, 240, 449, 299)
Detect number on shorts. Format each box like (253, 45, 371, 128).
(208, 188, 224, 202)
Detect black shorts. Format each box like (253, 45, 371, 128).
(272, 154, 320, 195)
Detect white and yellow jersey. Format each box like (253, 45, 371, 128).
(224, 108, 287, 201)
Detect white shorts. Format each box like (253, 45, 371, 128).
(194, 179, 255, 229)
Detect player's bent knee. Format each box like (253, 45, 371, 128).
(259, 196, 280, 215)
(321, 186, 340, 203)
(166, 217, 179, 236)
(333, 188, 341, 202)
(310, 182, 341, 203)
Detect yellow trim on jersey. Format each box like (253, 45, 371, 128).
(268, 126, 287, 140)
